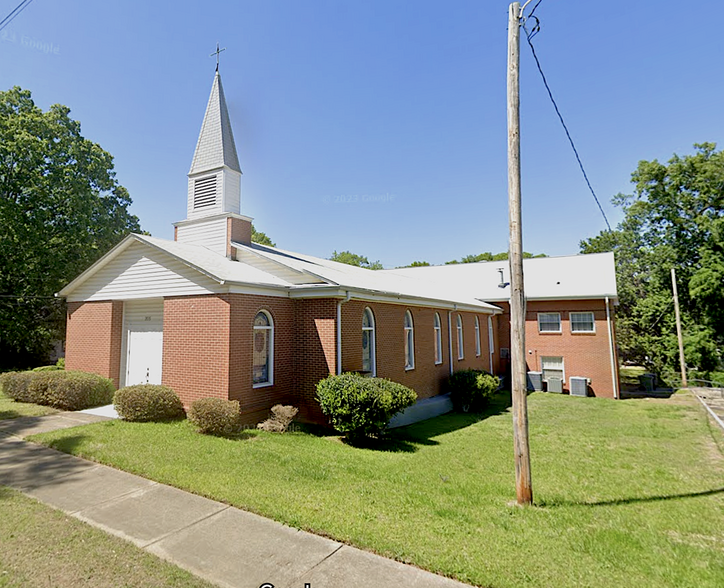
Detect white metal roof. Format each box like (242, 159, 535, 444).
(383, 252, 618, 302)
(59, 235, 500, 313)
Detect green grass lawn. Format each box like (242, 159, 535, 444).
(0, 389, 59, 420)
(31, 391, 724, 588)
(0, 486, 216, 588)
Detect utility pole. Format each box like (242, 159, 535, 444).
(507, 1, 533, 505)
(671, 268, 687, 387)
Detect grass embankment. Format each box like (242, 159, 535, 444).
(0, 389, 58, 420)
(0, 486, 216, 588)
(32, 391, 724, 588)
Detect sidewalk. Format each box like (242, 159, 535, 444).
(0, 413, 471, 588)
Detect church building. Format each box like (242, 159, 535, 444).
(59, 70, 619, 425)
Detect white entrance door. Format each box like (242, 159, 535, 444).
(126, 326, 163, 385)
(123, 299, 164, 386)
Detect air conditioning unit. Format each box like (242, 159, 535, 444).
(547, 377, 563, 393)
(570, 376, 589, 397)
(527, 371, 543, 391)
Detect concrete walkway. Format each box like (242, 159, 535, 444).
(0, 413, 470, 588)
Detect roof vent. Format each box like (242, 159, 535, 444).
(193, 175, 217, 209)
(498, 268, 509, 288)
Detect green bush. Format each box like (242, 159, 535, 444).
(1, 370, 114, 410)
(188, 397, 242, 435)
(28, 370, 115, 410)
(0, 371, 38, 403)
(447, 369, 500, 412)
(114, 385, 185, 422)
(32, 365, 63, 372)
(56, 357, 65, 369)
(316, 373, 417, 439)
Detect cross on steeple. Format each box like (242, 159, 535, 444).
(210, 42, 226, 71)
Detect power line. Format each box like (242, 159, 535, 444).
(521, 15, 612, 232)
(0, 0, 35, 33)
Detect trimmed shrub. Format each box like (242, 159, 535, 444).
(0, 371, 38, 403)
(257, 404, 298, 433)
(316, 373, 417, 439)
(447, 369, 500, 412)
(29, 370, 115, 410)
(56, 357, 65, 369)
(188, 397, 242, 435)
(32, 365, 63, 372)
(114, 385, 185, 422)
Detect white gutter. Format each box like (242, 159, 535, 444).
(447, 311, 454, 375)
(606, 296, 620, 399)
(336, 291, 352, 375)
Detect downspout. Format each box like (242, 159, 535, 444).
(447, 311, 454, 375)
(605, 296, 619, 399)
(336, 292, 352, 375)
(488, 316, 494, 373)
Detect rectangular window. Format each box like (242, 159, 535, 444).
(541, 356, 564, 384)
(433, 313, 443, 365)
(570, 311, 595, 333)
(538, 312, 561, 333)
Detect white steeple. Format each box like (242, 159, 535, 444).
(175, 68, 253, 258)
(186, 71, 243, 219)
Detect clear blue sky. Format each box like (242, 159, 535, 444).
(2, 1, 721, 267)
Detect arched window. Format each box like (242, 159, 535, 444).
(433, 312, 443, 365)
(362, 307, 376, 375)
(253, 310, 273, 386)
(457, 314, 464, 360)
(404, 310, 415, 370)
(475, 316, 481, 357)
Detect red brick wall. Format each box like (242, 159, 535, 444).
(494, 299, 619, 397)
(65, 301, 123, 388)
(228, 294, 296, 422)
(162, 295, 231, 406)
(340, 301, 493, 401)
(293, 299, 337, 423)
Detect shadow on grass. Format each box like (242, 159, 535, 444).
(323, 391, 515, 453)
(0, 409, 23, 420)
(394, 390, 513, 443)
(539, 486, 724, 508)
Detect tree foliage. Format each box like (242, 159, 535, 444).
(581, 143, 724, 375)
(445, 251, 546, 265)
(329, 250, 383, 270)
(0, 87, 141, 368)
(251, 223, 275, 247)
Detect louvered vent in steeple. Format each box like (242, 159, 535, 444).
(193, 175, 217, 209)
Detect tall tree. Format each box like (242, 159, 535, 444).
(329, 250, 383, 270)
(0, 87, 141, 368)
(581, 143, 724, 374)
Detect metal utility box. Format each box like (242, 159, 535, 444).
(570, 376, 589, 397)
(547, 377, 563, 393)
(527, 371, 543, 391)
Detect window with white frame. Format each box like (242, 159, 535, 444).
(433, 312, 443, 365)
(474, 316, 481, 357)
(570, 311, 595, 333)
(404, 310, 415, 370)
(362, 307, 376, 375)
(253, 310, 273, 386)
(538, 312, 561, 333)
(487, 316, 495, 354)
(456, 314, 464, 360)
(541, 356, 564, 384)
